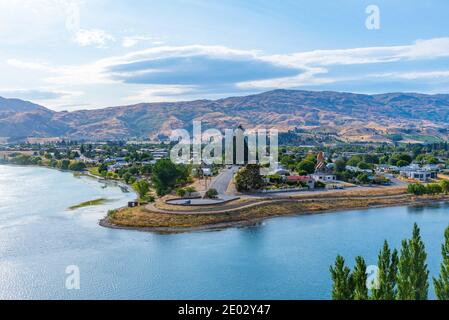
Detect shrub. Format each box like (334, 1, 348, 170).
(205, 188, 219, 199)
(176, 188, 187, 198)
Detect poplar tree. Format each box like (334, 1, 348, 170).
(397, 224, 429, 300)
(372, 241, 399, 300)
(330, 255, 353, 300)
(434, 226, 449, 300)
(352, 256, 368, 300)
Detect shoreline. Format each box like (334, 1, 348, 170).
(100, 192, 449, 234)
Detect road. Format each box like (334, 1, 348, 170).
(210, 166, 239, 196)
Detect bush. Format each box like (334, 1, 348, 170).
(315, 181, 326, 189)
(408, 183, 427, 195)
(176, 188, 187, 198)
(68, 161, 86, 172)
(205, 188, 219, 199)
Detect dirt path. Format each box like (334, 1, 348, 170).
(145, 192, 412, 215)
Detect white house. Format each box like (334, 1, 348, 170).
(399, 165, 437, 182)
(311, 173, 337, 182)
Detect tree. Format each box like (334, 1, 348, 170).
(396, 160, 409, 167)
(330, 256, 353, 300)
(122, 173, 132, 184)
(389, 153, 412, 166)
(434, 226, 449, 300)
(334, 159, 347, 173)
(152, 159, 190, 196)
(397, 224, 429, 300)
(297, 160, 315, 174)
(352, 256, 368, 300)
(235, 165, 264, 192)
(59, 159, 70, 170)
(407, 183, 426, 196)
(68, 161, 86, 172)
(133, 180, 150, 202)
(357, 162, 370, 170)
(372, 241, 399, 300)
(356, 173, 370, 184)
(98, 163, 108, 175)
(347, 156, 362, 167)
(440, 180, 449, 194)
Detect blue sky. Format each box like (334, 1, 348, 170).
(1, 0, 449, 110)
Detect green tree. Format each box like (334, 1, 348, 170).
(347, 155, 362, 167)
(98, 163, 108, 175)
(330, 256, 353, 300)
(133, 180, 150, 202)
(152, 159, 189, 196)
(434, 226, 449, 300)
(407, 183, 427, 196)
(59, 159, 70, 170)
(352, 256, 368, 300)
(389, 153, 412, 166)
(357, 162, 371, 170)
(297, 160, 316, 174)
(235, 165, 264, 192)
(372, 241, 399, 300)
(122, 173, 132, 184)
(68, 161, 86, 172)
(397, 224, 429, 300)
(334, 159, 347, 173)
(440, 180, 449, 194)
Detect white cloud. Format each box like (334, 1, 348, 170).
(6, 59, 54, 72)
(123, 85, 198, 103)
(6, 37, 449, 103)
(121, 36, 163, 48)
(267, 38, 449, 68)
(370, 70, 449, 80)
(73, 28, 115, 48)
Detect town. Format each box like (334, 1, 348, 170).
(2, 138, 449, 207)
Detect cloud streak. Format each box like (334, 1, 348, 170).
(6, 38, 449, 105)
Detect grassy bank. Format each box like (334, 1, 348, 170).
(102, 188, 449, 233)
(69, 198, 109, 210)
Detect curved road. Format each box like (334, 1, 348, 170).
(209, 166, 239, 196)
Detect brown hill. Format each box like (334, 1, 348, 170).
(1, 90, 449, 142)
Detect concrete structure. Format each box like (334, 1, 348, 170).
(399, 164, 437, 181)
(311, 173, 337, 182)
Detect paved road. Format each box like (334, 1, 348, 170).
(210, 166, 239, 195)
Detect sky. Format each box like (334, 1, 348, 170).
(1, 0, 449, 110)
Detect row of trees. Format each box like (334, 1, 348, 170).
(407, 180, 449, 196)
(8, 154, 87, 172)
(330, 224, 449, 300)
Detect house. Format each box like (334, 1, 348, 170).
(286, 176, 315, 189)
(107, 161, 129, 172)
(375, 164, 399, 173)
(311, 173, 337, 182)
(399, 165, 437, 182)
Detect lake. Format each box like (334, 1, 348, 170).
(0, 165, 448, 300)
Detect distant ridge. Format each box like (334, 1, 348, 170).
(1, 89, 449, 142)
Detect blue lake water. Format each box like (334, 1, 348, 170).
(0, 165, 449, 300)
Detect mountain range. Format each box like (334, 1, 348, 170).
(2, 90, 449, 143)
